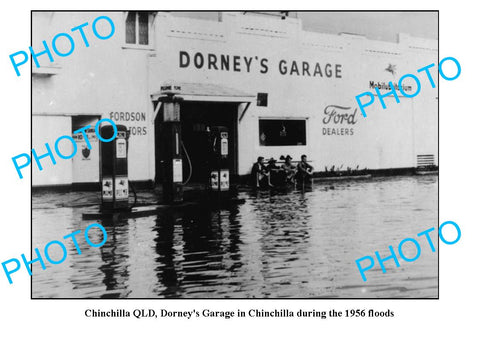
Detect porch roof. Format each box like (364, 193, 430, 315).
(151, 82, 256, 103)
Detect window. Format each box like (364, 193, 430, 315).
(257, 92, 268, 107)
(125, 11, 151, 46)
(259, 119, 306, 146)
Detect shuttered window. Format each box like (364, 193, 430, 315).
(125, 11, 151, 46)
(125, 12, 136, 44)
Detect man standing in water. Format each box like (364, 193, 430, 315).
(251, 156, 274, 188)
(297, 154, 314, 182)
(280, 155, 297, 183)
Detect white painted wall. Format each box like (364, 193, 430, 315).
(32, 12, 438, 185)
(32, 12, 154, 183)
(32, 115, 72, 186)
(152, 12, 438, 175)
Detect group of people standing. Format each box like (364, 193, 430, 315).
(251, 154, 314, 188)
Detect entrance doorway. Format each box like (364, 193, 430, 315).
(154, 101, 239, 186)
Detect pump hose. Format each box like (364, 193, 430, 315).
(126, 142, 191, 209)
(128, 180, 138, 209)
(181, 141, 193, 185)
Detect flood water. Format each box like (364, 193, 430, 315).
(32, 175, 438, 298)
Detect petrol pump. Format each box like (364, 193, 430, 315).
(100, 124, 129, 211)
(208, 126, 230, 197)
(159, 87, 184, 204)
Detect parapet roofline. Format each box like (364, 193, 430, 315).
(160, 12, 437, 51)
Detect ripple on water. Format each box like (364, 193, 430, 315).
(32, 176, 438, 298)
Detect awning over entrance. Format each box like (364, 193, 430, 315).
(151, 82, 256, 103)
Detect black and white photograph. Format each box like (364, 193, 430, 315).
(31, 11, 438, 299)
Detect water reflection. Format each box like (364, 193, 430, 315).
(32, 175, 438, 298)
(97, 221, 130, 298)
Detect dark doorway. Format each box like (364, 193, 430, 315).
(155, 101, 238, 185)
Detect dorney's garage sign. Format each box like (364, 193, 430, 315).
(179, 51, 342, 78)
